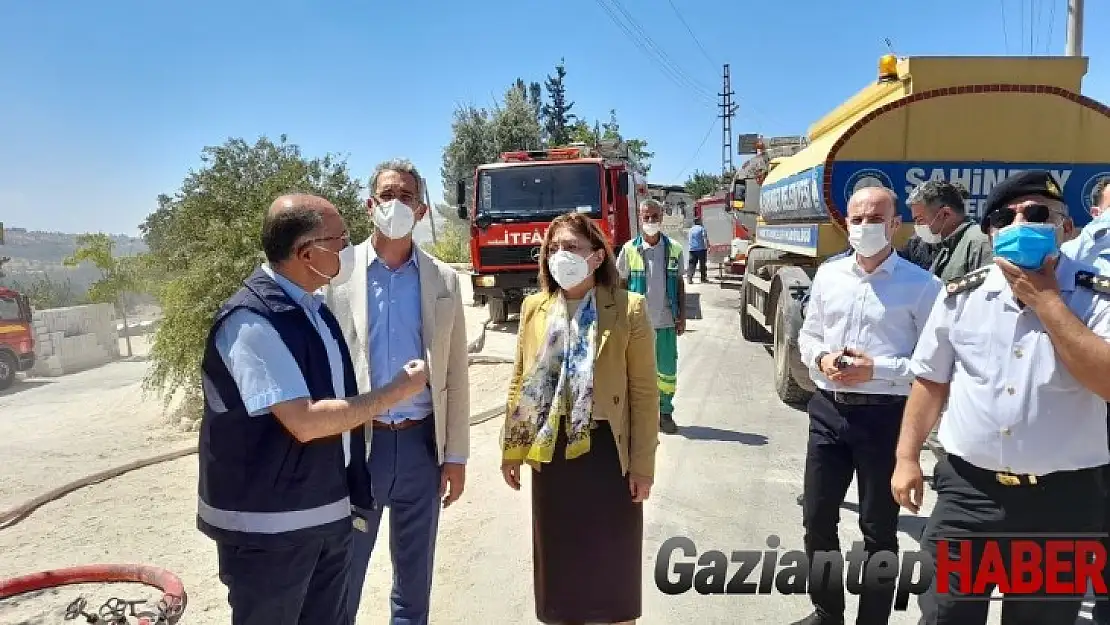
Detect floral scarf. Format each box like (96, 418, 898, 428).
(503, 290, 597, 466)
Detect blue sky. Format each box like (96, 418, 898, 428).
(1, 0, 1107, 236)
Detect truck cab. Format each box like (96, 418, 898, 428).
(0, 286, 35, 390)
(455, 141, 643, 322)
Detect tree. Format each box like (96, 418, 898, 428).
(63, 233, 143, 356)
(420, 219, 470, 264)
(143, 135, 370, 403)
(600, 109, 654, 176)
(491, 83, 544, 154)
(440, 105, 495, 213)
(514, 78, 543, 126)
(4, 273, 80, 309)
(684, 170, 723, 199)
(541, 59, 575, 146)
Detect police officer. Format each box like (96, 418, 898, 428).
(892, 170, 1110, 625)
(1061, 177, 1110, 625)
(906, 180, 994, 471)
(198, 194, 427, 625)
(793, 186, 943, 625)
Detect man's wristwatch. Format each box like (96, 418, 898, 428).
(815, 351, 830, 369)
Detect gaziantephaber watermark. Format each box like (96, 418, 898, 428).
(655, 534, 1108, 610)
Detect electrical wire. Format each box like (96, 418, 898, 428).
(665, 0, 717, 71)
(674, 117, 718, 181)
(999, 0, 1010, 53)
(607, 0, 715, 95)
(592, 0, 716, 105)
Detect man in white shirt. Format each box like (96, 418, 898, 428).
(892, 170, 1110, 625)
(792, 186, 943, 625)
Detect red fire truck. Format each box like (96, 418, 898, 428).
(0, 286, 35, 390)
(454, 140, 647, 322)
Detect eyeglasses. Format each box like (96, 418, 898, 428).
(986, 204, 1064, 229)
(299, 233, 350, 251)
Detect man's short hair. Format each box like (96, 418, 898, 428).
(906, 180, 968, 214)
(639, 199, 663, 213)
(1092, 177, 1110, 209)
(261, 205, 323, 263)
(369, 158, 425, 199)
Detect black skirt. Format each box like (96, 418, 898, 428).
(531, 421, 643, 624)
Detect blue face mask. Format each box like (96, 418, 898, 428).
(992, 223, 1059, 269)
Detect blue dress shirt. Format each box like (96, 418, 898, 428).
(213, 265, 351, 466)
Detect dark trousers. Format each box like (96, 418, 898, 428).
(687, 249, 708, 281)
(217, 530, 353, 625)
(918, 455, 1103, 625)
(802, 389, 904, 625)
(347, 417, 441, 624)
(1092, 407, 1110, 625)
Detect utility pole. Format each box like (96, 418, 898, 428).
(1066, 0, 1084, 57)
(719, 64, 739, 183)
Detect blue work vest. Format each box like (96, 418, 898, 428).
(197, 268, 372, 547)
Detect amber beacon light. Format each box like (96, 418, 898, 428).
(878, 54, 899, 82)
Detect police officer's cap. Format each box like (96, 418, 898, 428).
(980, 170, 1065, 233)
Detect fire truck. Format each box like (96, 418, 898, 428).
(454, 140, 647, 323)
(0, 286, 35, 390)
(693, 193, 752, 281)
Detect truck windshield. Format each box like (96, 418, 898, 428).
(477, 163, 602, 221)
(0, 296, 20, 321)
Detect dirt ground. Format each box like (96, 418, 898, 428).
(0, 312, 516, 625)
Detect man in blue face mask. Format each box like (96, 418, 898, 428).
(892, 169, 1110, 625)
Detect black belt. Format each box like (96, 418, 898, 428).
(819, 388, 906, 406)
(949, 454, 1097, 488)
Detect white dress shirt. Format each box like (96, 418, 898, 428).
(1061, 215, 1110, 273)
(798, 251, 943, 396)
(909, 255, 1110, 475)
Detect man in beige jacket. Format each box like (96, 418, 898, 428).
(325, 158, 469, 624)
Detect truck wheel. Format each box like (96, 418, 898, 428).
(0, 351, 16, 392)
(773, 294, 811, 405)
(738, 274, 771, 343)
(489, 297, 508, 324)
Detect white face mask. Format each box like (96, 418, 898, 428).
(310, 244, 355, 285)
(914, 223, 942, 245)
(547, 250, 593, 290)
(848, 223, 890, 258)
(373, 199, 416, 239)
(641, 223, 660, 237)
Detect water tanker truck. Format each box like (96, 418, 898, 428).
(734, 54, 1110, 404)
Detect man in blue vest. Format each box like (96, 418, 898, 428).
(617, 198, 687, 434)
(198, 193, 428, 625)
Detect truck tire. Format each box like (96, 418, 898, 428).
(0, 351, 16, 392)
(489, 297, 508, 324)
(773, 293, 811, 405)
(738, 247, 782, 343)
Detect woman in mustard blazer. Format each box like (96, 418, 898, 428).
(501, 212, 660, 625)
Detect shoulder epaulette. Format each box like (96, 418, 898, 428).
(945, 267, 991, 296)
(1076, 270, 1110, 295)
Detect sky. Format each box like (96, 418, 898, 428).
(1, 0, 1107, 236)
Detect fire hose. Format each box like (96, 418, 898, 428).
(0, 564, 186, 624)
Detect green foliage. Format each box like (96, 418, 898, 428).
(420, 220, 471, 264)
(3, 273, 81, 309)
(541, 59, 575, 146)
(684, 170, 723, 199)
(440, 105, 496, 211)
(492, 83, 544, 153)
(63, 233, 142, 311)
(142, 135, 370, 400)
(600, 109, 654, 176)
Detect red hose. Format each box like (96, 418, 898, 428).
(0, 564, 186, 623)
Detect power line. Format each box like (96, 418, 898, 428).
(607, 0, 714, 93)
(1000, 0, 1009, 52)
(665, 0, 717, 70)
(675, 117, 718, 181)
(1043, 0, 1052, 53)
(592, 0, 717, 104)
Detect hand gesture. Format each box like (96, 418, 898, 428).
(995, 256, 1062, 312)
(891, 457, 925, 514)
(818, 350, 845, 378)
(829, 348, 874, 386)
(392, 359, 428, 398)
(675, 318, 686, 336)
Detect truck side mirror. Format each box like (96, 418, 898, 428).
(455, 180, 466, 207)
(456, 205, 468, 221)
(618, 173, 630, 196)
(19, 295, 32, 322)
